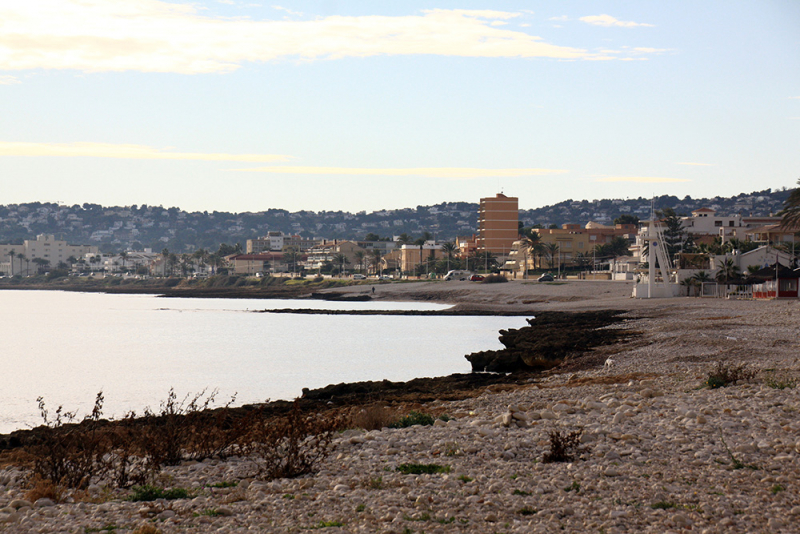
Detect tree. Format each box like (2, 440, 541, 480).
(119, 251, 128, 273)
(364, 233, 381, 242)
(518, 231, 542, 275)
(352, 250, 365, 274)
(370, 249, 383, 275)
(543, 243, 560, 269)
(715, 258, 741, 284)
(440, 242, 457, 272)
(161, 248, 170, 276)
(7, 249, 14, 276)
(332, 253, 348, 276)
(17, 254, 28, 276)
(614, 214, 640, 226)
(656, 208, 686, 259)
(396, 233, 412, 246)
(283, 247, 300, 276)
(32, 257, 49, 274)
(779, 178, 800, 229)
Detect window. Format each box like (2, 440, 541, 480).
(714, 221, 722, 227)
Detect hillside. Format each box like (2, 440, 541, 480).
(0, 188, 789, 253)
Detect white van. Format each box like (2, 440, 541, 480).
(444, 270, 471, 281)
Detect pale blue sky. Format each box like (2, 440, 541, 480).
(1, 1, 798, 213)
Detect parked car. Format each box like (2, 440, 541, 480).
(444, 270, 471, 281)
(537, 274, 554, 282)
(353, 274, 366, 280)
(378, 275, 392, 280)
(469, 274, 485, 282)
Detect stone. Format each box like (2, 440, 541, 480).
(8, 500, 31, 510)
(33, 498, 55, 508)
(333, 484, 350, 493)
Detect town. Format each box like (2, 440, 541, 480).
(1, 189, 797, 300)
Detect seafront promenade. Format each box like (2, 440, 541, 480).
(1, 281, 799, 533)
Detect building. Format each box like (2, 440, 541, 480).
(246, 232, 321, 253)
(0, 234, 98, 275)
(226, 253, 290, 275)
(304, 241, 366, 271)
(478, 193, 518, 255)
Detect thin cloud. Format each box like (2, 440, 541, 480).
(580, 14, 654, 28)
(0, 75, 20, 85)
(597, 176, 690, 183)
(549, 16, 569, 21)
(0, 2, 632, 74)
(0, 142, 291, 162)
(272, 5, 302, 17)
(790, 96, 800, 99)
(231, 166, 568, 179)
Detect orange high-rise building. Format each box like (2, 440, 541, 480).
(478, 193, 519, 255)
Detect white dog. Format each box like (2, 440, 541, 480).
(604, 357, 615, 370)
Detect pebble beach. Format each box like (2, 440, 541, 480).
(2, 280, 799, 533)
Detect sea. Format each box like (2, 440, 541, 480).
(0, 290, 529, 434)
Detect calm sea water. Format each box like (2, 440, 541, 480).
(0, 290, 528, 433)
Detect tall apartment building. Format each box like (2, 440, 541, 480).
(0, 234, 98, 275)
(478, 193, 519, 255)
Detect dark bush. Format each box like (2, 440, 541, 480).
(542, 429, 583, 463)
(706, 361, 758, 389)
(482, 274, 508, 284)
(248, 400, 340, 480)
(389, 411, 434, 428)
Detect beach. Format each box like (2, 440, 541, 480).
(1, 280, 799, 533)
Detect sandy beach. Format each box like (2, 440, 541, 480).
(1, 280, 799, 533)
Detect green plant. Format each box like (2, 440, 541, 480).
(438, 517, 456, 524)
(128, 485, 190, 502)
(390, 411, 435, 428)
(543, 429, 583, 463)
(207, 481, 238, 488)
(719, 431, 758, 471)
(368, 476, 383, 489)
(458, 475, 473, 483)
(651, 501, 677, 510)
(283, 493, 295, 500)
(194, 508, 223, 517)
(564, 481, 580, 493)
(356, 504, 366, 512)
(517, 506, 537, 515)
(396, 463, 451, 475)
(308, 521, 344, 529)
(764, 371, 796, 390)
(771, 484, 785, 495)
(481, 274, 508, 283)
(85, 525, 118, 533)
(705, 362, 758, 389)
(512, 489, 531, 496)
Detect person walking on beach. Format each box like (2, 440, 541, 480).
(371, 286, 375, 294)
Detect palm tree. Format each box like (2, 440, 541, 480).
(543, 243, 560, 269)
(7, 249, 14, 276)
(332, 253, 348, 276)
(353, 250, 365, 274)
(119, 251, 128, 273)
(370, 249, 383, 276)
(715, 258, 741, 284)
(396, 233, 412, 246)
(32, 257, 49, 274)
(690, 270, 712, 297)
(17, 254, 27, 276)
(161, 248, 170, 276)
(440, 242, 457, 272)
(519, 231, 541, 276)
(779, 178, 800, 229)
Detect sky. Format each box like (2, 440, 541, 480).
(1, 1, 799, 213)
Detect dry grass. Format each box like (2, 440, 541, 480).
(348, 404, 399, 431)
(132, 525, 162, 534)
(24, 475, 65, 503)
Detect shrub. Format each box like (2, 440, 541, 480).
(390, 411, 434, 428)
(705, 362, 758, 389)
(128, 485, 190, 502)
(132, 525, 162, 534)
(542, 429, 583, 463)
(349, 404, 398, 431)
(482, 274, 508, 284)
(396, 463, 451, 475)
(24, 475, 65, 503)
(764, 371, 796, 390)
(25, 392, 113, 489)
(248, 400, 340, 480)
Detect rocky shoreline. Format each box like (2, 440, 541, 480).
(1, 284, 799, 533)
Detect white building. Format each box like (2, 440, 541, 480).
(0, 234, 98, 275)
